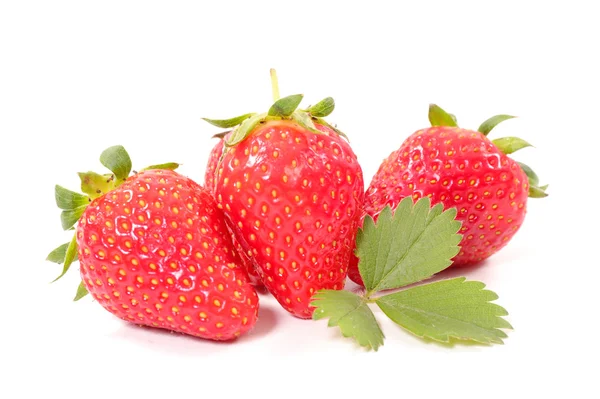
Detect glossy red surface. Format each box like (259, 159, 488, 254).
(205, 137, 265, 287)
(349, 126, 529, 285)
(77, 169, 259, 340)
(215, 120, 364, 318)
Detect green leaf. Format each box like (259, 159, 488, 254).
(268, 94, 304, 117)
(73, 281, 89, 301)
(141, 162, 180, 171)
(99, 145, 132, 181)
(376, 277, 512, 344)
(356, 198, 462, 293)
(226, 112, 266, 147)
(291, 111, 321, 134)
(478, 115, 516, 136)
(78, 171, 117, 199)
(428, 104, 458, 127)
(308, 97, 335, 117)
(53, 234, 78, 282)
(312, 290, 384, 351)
(60, 206, 87, 230)
(47, 243, 79, 264)
(55, 185, 89, 210)
(202, 113, 256, 129)
(492, 137, 532, 155)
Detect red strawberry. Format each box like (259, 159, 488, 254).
(49, 147, 259, 341)
(348, 105, 547, 285)
(205, 135, 264, 287)
(203, 71, 364, 318)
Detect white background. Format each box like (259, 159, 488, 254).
(1, 1, 598, 398)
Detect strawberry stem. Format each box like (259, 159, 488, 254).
(270, 68, 280, 102)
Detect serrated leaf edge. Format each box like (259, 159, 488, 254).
(376, 277, 512, 345)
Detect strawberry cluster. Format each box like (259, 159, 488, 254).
(48, 71, 546, 344)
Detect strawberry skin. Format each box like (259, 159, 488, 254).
(349, 126, 528, 285)
(205, 137, 224, 194)
(76, 169, 259, 340)
(205, 137, 263, 287)
(215, 120, 364, 318)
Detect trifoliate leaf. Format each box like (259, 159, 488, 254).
(312, 290, 384, 351)
(308, 97, 335, 117)
(478, 114, 516, 136)
(226, 113, 266, 147)
(428, 104, 458, 127)
(47, 242, 79, 264)
(356, 197, 462, 294)
(55, 185, 89, 210)
(202, 113, 256, 129)
(52, 233, 78, 282)
(99, 145, 132, 182)
(376, 277, 512, 344)
(73, 281, 88, 301)
(78, 171, 117, 200)
(141, 162, 180, 171)
(60, 206, 87, 230)
(268, 94, 304, 117)
(492, 137, 532, 155)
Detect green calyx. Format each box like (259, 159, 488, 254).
(202, 69, 347, 147)
(48, 145, 179, 299)
(428, 104, 548, 199)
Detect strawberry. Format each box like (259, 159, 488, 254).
(348, 105, 547, 285)
(48, 146, 259, 341)
(203, 70, 364, 318)
(205, 134, 264, 287)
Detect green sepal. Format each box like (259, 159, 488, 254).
(47, 242, 79, 264)
(212, 131, 230, 140)
(308, 97, 335, 117)
(78, 172, 117, 200)
(202, 113, 256, 129)
(312, 290, 385, 351)
(61, 206, 87, 230)
(52, 233, 78, 282)
(315, 118, 350, 142)
(141, 162, 180, 171)
(73, 281, 89, 301)
(428, 104, 458, 127)
(517, 162, 539, 186)
(55, 185, 90, 210)
(517, 162, 548, 198)
(291, 111, 321, 134)
(529, 185, 549, 198)
(376, 277, 512, 345)
(226, 113, 267, 147)
(478, 115, 516, 136)
(268, 94, 304, 117)
(100, 145, 132, 182)
(492, 137, 532, 155)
